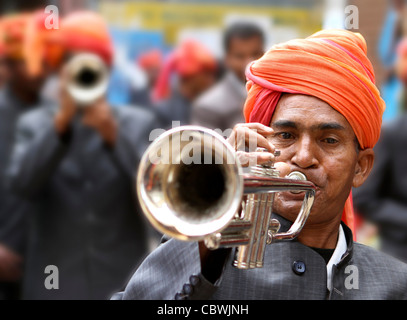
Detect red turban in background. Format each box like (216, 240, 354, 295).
(1, 13, 31, 60)
(0, 20, 5, 56)
(25, 10, 113, 76)
(152, 39, 217, 101)
(138, 49, 162, 70)
(24, 10, 63, 76)
(243, 29, 386, 236)
(58, 11, 113, 66)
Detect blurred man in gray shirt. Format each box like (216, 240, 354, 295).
(192, 22, 264, 132)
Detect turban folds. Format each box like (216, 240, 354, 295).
(243, 29, 386, 235)
(57, 11, 113, 66)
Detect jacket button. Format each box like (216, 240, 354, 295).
(174, 292, 187, 300)
(183, 283, 193, 295)
(189, 274, 200, 286)
(292, 261, 306, 275)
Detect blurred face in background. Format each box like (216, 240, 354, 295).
(393, 0, 405, 11)
(178, 69, 216, 102)
(0, 56, 8, 88)
(6, 57, 47, 101)
(225, 35, 264, 83)
(145, 65, 161, 88)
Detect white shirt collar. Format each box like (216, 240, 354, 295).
(326, 224, 347, 291)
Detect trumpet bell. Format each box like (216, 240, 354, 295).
(65, 53, 109, 106)
(137, 126, 244, 241)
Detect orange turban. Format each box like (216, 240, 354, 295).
(0, 21, 4, 56)
(57, 11, 113, 66)
(1, 13, 31, 59)
(25, 10, 113, 76)
(24, 10, 64, 76)
(153, 39, 217, 101)
(243, 29, 386, 236)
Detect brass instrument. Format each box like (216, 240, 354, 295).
(137, 126, 316, 269)
(65, 53, 109, 106)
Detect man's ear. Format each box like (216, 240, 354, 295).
(352, 148, 375, 188)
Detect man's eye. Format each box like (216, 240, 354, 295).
(323, 138, 338, 144)
(278, 132, 293, 139)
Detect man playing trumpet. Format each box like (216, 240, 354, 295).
(114, 29, 407, 300)
(6, 11, 160, 300)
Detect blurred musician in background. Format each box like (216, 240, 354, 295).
(5, 11, 160, 300)
(0, 12, 49, 300)
(130, 49, 163, 109)
(152, 39, 218, 128)
(353, 37, 407, 263)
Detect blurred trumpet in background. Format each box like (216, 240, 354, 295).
(65, 53, 110, 106)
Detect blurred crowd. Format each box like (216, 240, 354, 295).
(0, 1, 407, 301)
(353, 0, 407, 268)
(0, 7, 266, 300)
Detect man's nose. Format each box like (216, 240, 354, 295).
(291, 137, 319, 169)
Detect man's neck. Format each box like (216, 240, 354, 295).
(296, 216, 341, 249)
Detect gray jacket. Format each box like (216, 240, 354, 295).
(0, 87, 35, 300)
(113, 215, 407, 300)
(6, 103, 160, 300)
(191, 72, 246, 132)
(0, 87, 36, 255)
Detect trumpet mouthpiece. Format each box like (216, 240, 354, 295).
(286, 171, 307, 181)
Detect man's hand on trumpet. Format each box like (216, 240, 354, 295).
(226, 122, 291, 176)
(53, 60, 117, 146)
(54, 65, 77, 137)
(81, 99, 117, 147)
(198, 122, 291, 283)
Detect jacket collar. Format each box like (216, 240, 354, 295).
(272, 213, 354, 267)
(336, 222, 354, 268)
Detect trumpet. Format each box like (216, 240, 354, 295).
(65, 53, 109, 106)
(137, 126, 316, 269)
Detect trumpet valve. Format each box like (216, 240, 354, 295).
(251, 148, 281, 177)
